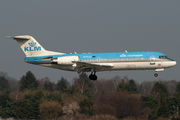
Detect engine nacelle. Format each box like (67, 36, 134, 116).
(52, 56, 79, 65)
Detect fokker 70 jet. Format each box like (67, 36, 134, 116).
(7, 35, 176, 80)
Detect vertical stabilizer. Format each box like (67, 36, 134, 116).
(6, 35, 64, 57)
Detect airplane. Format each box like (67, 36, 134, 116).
(6, 35, 176, 80)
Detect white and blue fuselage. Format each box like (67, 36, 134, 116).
(25, 51, 176, 72)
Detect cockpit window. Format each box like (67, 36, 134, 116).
(159, 56, 168, 59)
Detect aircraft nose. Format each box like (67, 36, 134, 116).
(170, 61, 176, 67)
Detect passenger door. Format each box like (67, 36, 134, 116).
(150, 55, 155, 65)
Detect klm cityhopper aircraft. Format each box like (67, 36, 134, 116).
(7, 35, 176, 80)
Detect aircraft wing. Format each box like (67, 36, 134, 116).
(72, 61, 113, 73)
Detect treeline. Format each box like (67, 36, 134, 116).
(0, 71, 180, 120)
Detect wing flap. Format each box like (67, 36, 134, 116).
(72, 61, 113, 73)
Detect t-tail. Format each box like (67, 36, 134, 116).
(6, 35, 65, 57)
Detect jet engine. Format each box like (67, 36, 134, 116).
(51, 56, 79, 65)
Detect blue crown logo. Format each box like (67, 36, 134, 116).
(28, 41, 36, 46)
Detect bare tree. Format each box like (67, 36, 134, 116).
(92, 80, 100, 96)
(73, 77, 85, 94)
(112, 76, 121, 89)
(96, 91, 143, 119)
(139, 81, 157, 95)
(161, 80, 178, 96)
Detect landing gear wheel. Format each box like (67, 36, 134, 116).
(93, 75, 97, 81)
(89, 74, 93, 80)
(89, 72, 97, 80)
(154, 73, 158, 77)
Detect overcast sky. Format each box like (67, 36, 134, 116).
(0, 1, 180, 83)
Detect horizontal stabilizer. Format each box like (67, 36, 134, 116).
(6, 35, 30, 40)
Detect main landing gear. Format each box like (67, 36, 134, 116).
(89, 72, 97, 80)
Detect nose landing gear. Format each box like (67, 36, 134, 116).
(154, 72, 158, 77)
(89, 72, 97, 80)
